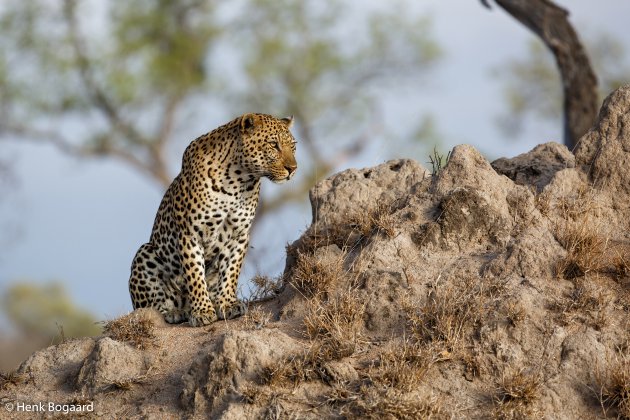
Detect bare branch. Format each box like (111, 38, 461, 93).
(487, 0, 598, 149)
(156, 94, 184, 148)
(0, 122, 170, 187)
(62, 0, 152, 147)
(0, 123, 84, 157)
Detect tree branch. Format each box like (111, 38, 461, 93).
(488, 0, 598, 149)
(0, 123, 169, 187)
(62, 0, 152, 147)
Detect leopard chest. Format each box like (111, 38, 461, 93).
(197, 193, 258, 262)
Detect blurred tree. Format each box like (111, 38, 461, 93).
(495, 34, 630, 140)
(0, 0, 440, 217)
(225, 0, 440, 213)
(2, 282, 101, 343)
(482, 0, 606, 150)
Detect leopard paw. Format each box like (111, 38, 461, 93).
(216, 301, 248, 320)
(188, 307, 218, 327)
(163, 308, 187, 324)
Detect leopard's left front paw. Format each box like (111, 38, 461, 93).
(216, 300, 248, 320)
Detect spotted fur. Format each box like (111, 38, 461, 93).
(128, 113, 297, 326)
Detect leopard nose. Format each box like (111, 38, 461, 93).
(285, 164, 297, 176)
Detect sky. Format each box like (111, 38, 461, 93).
(1, 0, 629, 328)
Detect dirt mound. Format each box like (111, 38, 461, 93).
(2, 86, 630, 419)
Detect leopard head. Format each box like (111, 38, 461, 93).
(239, 113, 298, 183)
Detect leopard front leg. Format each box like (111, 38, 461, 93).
(214, 234, 249, 320)
(180, 235, 218, 327)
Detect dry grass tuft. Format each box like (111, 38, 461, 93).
(0, 370, 28, 390)
(303, 291, 365, 354)
(248, 275, 283, 302)
(287, 201, 398, 264)
(553, 186, 611, 280)
(242, 305, 272, 330)
(493, 367, 542, 419)
(285, 225, 332, 260)
(347, 202, 397, 240)
(260, 291, 365, 388)
(553, 276, 611, 328)
(327, 386, 444, 420)
(104, 375, 148, 393)
(403, 276, 487, 355)
(504, 301, 526, 327)
(363, 277, 489, 395)
(569, 278, 607, 312)
(534, 189, 552, 216)
(240, 383, 289, 420)
(240, 383, 263, 404)
(103, 311, 158, 350)
(259, 353, 312, 387)
(556, 222, 609, 279)
(597, 354, 630, 419)
(67, 393, 92, 407)
(290, 249, 346, 298)
(552, 186, 630, 284)
(611, 249, 630, 281)
(368, 339, 436, 392)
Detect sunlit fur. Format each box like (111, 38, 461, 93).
(128, 114, 297, 326)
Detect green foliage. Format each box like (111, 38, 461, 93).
(496, 33, 630, 137)
(110, 0, 219, 100)
(428, 147, 451, 176)
(229, 0, 440, 148)
(1, 282, 101, 342)
(0, 0, 441, 195)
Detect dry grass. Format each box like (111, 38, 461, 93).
(287, 201, 398, 265)
(290, 249, 346, 299)
(503, 301, 526, 327)
(546, 185, 628, 330)
(327, 386, 445, 420)
(104, 375, 148, 393)
(362, 276, 490, 395)
(261, 291, 365, 388)
(534, 189, 552, 216)
(0, 370, 28, 390)
(551, 185, 630, 284)
(68, 393, 92, 405)
(304, 291, 365, 351)
(242, 305, 272, 330)
(596, 354, 630, 419)
(368, 339, 437, 392)
(552, 186, 613, 280)
(552, 276, 611, 328)
(103, 311, 158, 350)
(259, 343, 344, 387)
(248, 275, 283, 302)
(260, 352, 315, 387)
(567, 278, 605, 312)
(347, 202, 398, 240)
(240, 384, 288, 418)
(492, 367, 542, 419)
(555, 221, 610, 279)
(403, 276, 487, 355)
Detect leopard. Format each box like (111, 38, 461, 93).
(128, 113, 297, 327)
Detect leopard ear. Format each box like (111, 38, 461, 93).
(281, 115, 294, 128)
(240, 113, 258, 134)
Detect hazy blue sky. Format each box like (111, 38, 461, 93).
(1, 0, 629, 326)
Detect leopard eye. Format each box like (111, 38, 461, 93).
(270, 141, 281, 151)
